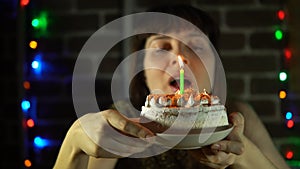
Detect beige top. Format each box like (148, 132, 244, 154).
(111, 100, 215, 169)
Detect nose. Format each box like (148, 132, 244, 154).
(169, 55, 188, 67)
(169, 40, 189, 66)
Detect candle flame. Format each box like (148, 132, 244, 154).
(177, 55, 184, 68)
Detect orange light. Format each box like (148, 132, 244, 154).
(29, 41, 38, 49)
(24, 159, 32, 167)
(279, 90, 287, 99)
(287, 120, 294, 128)
(26, 119, 35, 128)
(285, 150, 294, 159)
(277, 10, 285, 20)
(20, 0, 30, 7)
(23, 81, 30, 90)
(284, 48, 292, 60)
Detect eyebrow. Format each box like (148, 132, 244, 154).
(146, 33, 207, 47)
(146, 35, 171, 47)
(149, 35, 171, 42)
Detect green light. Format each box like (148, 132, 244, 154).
(279, 72, 287, 81)
(275, 29, 283, 40)
(31, 11, 49, 37)
(31, 19, 40, 27)
(31, 12, 48, 30)
(286, 160, 300, 167)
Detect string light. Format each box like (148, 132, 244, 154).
(29, 40, 38, 49)
(26, 119, 35, 128)
(279, 90, 287, 99)
(31, 12, 48, 30)
(275, 29, 283, 40)
(31, 61, 40, 69)
(23, 81, 31, 90)
(287, 120, 294, 128)
(284, 48, 292, 60)
(20, 0, 30, 7)
(31, 19, 39, 28)
(21, 100, 31, 112)
(279, 71, 288, 81)
(24, 2, 50, 164)
(31, 54, 43, 75)
(24, 159, 32, 167)
(277, 10, 285, 21)
(285, 112, 293, 120)
(31, 12, 49, 37)
(34, 136, 49, 148)
(285, 150, 294, 159)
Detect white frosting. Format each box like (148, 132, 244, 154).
(141, 104, 228, 129)
(185, 95, 194, 108)
(145, 94, 221, 108)
(140, 91, 228, 129)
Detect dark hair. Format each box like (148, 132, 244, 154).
(129, 4, 220, 110)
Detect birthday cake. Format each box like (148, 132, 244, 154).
(140, 88, 229, 130)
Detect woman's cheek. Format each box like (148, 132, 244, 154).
(144, 70, 159, 88)
(144, 69, 169, 92)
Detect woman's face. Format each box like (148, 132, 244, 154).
(143, 30, 214, 94)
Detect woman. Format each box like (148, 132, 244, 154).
(53, 4, 290, 169)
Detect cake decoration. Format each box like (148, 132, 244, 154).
(141, 88, 229, 129)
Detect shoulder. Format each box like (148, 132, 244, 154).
(110, 100, 141, 117)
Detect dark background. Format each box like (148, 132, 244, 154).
(1, 0, 300, 168)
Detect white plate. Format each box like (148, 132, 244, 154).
(155, 124, 233, 149)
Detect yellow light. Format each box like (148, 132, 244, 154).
(29, 41, 38, 49)
(24, 159, 32, 167)
(279, 90, 287, 99)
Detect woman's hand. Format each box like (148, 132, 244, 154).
(54, 109, 154, 169)
(74, 109, 155, 157)
(188, 112, 245, 169)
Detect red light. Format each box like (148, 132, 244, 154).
(277, 10, 285, 20)
(20, 0, 30, 7)
(23, 81, 31, 90)
(26, 119, 35, 128)
(285, 151, 294, 159)
(284, 48, 292, 60)
(287, 120, 294, 128)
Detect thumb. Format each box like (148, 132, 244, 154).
(228, 112, 245, 138)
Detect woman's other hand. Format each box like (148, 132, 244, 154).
(188, 112, 245, 169)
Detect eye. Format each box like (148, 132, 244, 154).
(154, 48, 166, 53)
(154, 43, 172, 54)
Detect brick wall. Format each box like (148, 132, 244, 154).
(1, 0, 299, 168)
(287, 0, 300, 94)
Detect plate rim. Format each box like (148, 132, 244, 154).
(156, 123, 233, 135)
(155, 124, 234, 149)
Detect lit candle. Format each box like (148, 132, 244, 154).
(178, 55, 184, 94)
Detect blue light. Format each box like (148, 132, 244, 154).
(31, 61, 40, 69)
(21, 100, 30, 111)
(286, 112, 293, 120)
(34, 136, 49, 148)
(31, 54, 43, 75)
